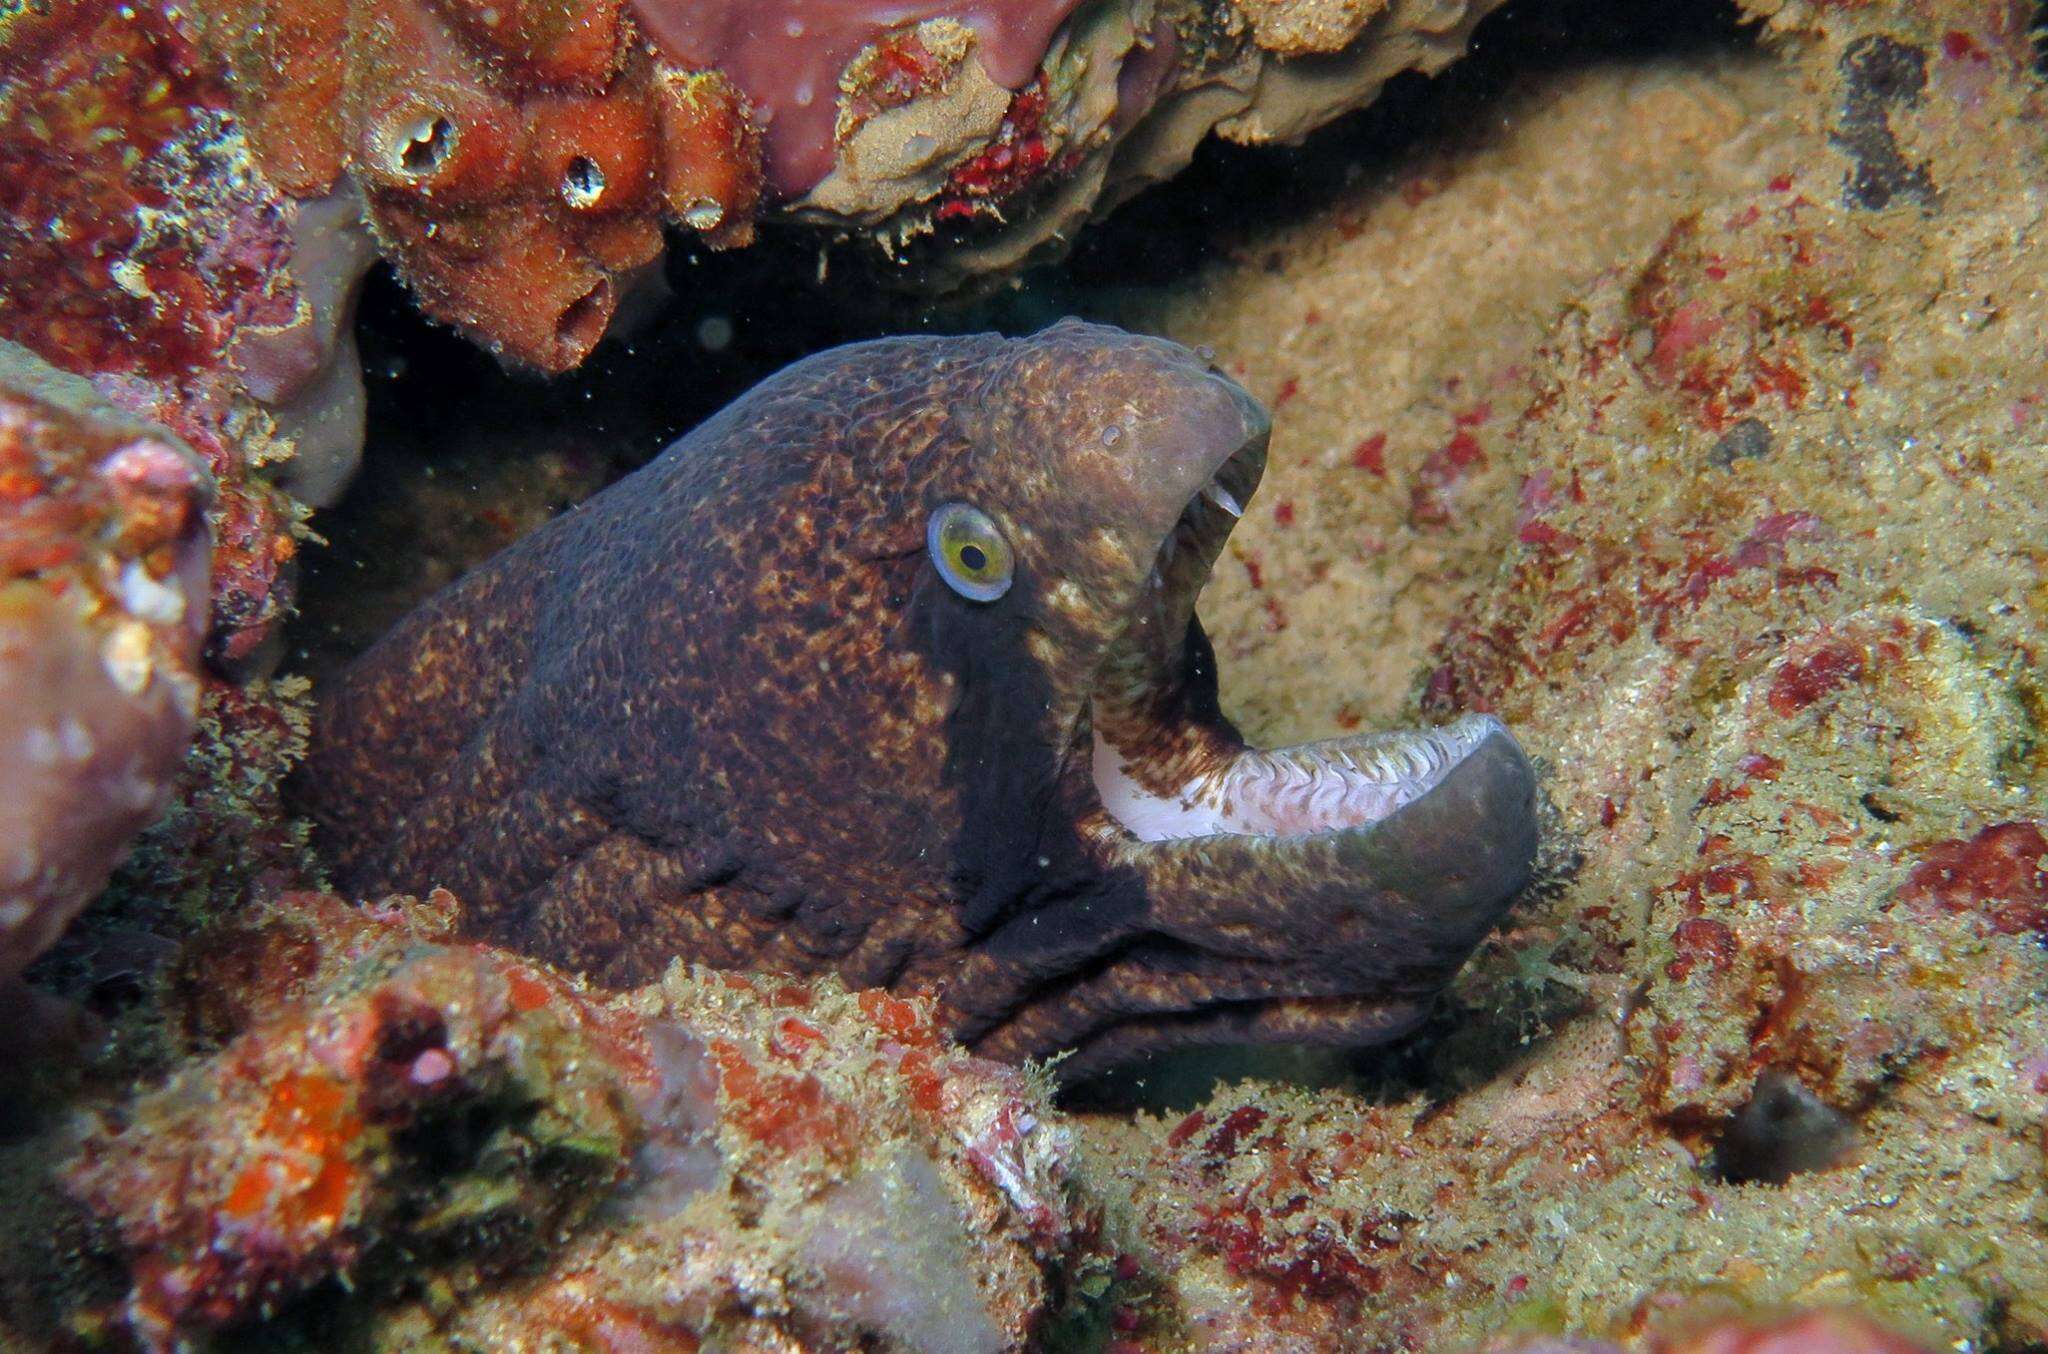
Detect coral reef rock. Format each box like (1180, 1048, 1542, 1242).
(0, 346, 211, 986)
(1489, 1310, 1937, 1354)
(0, 0, 332, 681)
(1076, 0, 2048, 1349)
(179, 0, 1512, 371)
(14, 894, 1089, 1351)
(24, 673, 323, 1021)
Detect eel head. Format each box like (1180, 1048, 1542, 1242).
(904, 321, 1538, 1074)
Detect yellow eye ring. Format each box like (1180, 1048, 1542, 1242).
(927, 502, 1014, 602)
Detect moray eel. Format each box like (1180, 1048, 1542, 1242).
(301, 320, 1536, 1077)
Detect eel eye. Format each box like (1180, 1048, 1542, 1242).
(927, 501, 1014, 602)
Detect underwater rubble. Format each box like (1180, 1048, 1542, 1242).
(9, 894, 1091, 1349)
(0, 0, 2046, 1349)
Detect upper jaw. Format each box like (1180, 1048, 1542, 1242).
(1155, 414, 1266, 596)
(1070, 427, 1265, 763)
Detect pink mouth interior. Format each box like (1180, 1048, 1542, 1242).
(1091, 715, 1507, 843)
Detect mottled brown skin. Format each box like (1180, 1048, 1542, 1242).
(301, 321, 1536, 1076)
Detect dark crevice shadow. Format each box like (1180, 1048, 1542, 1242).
(1050, 0, 1756, 297)
(1707, 1069, 1863, 1186)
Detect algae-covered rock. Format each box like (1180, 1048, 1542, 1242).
(1079, 0, 2048, 1347)
(0, 346, 211, 987)
(9, 894, 1092, 1351)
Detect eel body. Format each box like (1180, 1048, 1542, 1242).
(301, 320, 1537, 1075)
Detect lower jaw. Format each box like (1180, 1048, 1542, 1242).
(1090, 713, 1511, 847)
(1029, 991, 1436, 1084)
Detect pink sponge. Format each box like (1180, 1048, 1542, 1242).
(629, 0, 1085, 193)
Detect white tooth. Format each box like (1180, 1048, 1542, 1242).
(1150, 566, 1164, 590)
(1204, 482, 1244, 518)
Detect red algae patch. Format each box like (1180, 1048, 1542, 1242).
(0, 2, 256, 378)
(1896, 822, 2048, 938)
(1768, 635, 1870, 717)
(0, 4, 313, 656)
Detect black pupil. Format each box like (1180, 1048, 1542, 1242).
(958, 543, 988, 572)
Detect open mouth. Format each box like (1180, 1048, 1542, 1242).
(1092, 712, 1515, 843)
(1078, 427, 1513, 849)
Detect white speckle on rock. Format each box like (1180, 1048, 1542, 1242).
(119, 559, 187, 625)
(101, 620, 155, 696)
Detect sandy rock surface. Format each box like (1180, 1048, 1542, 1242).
(1075, 1, 2048, 1347)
